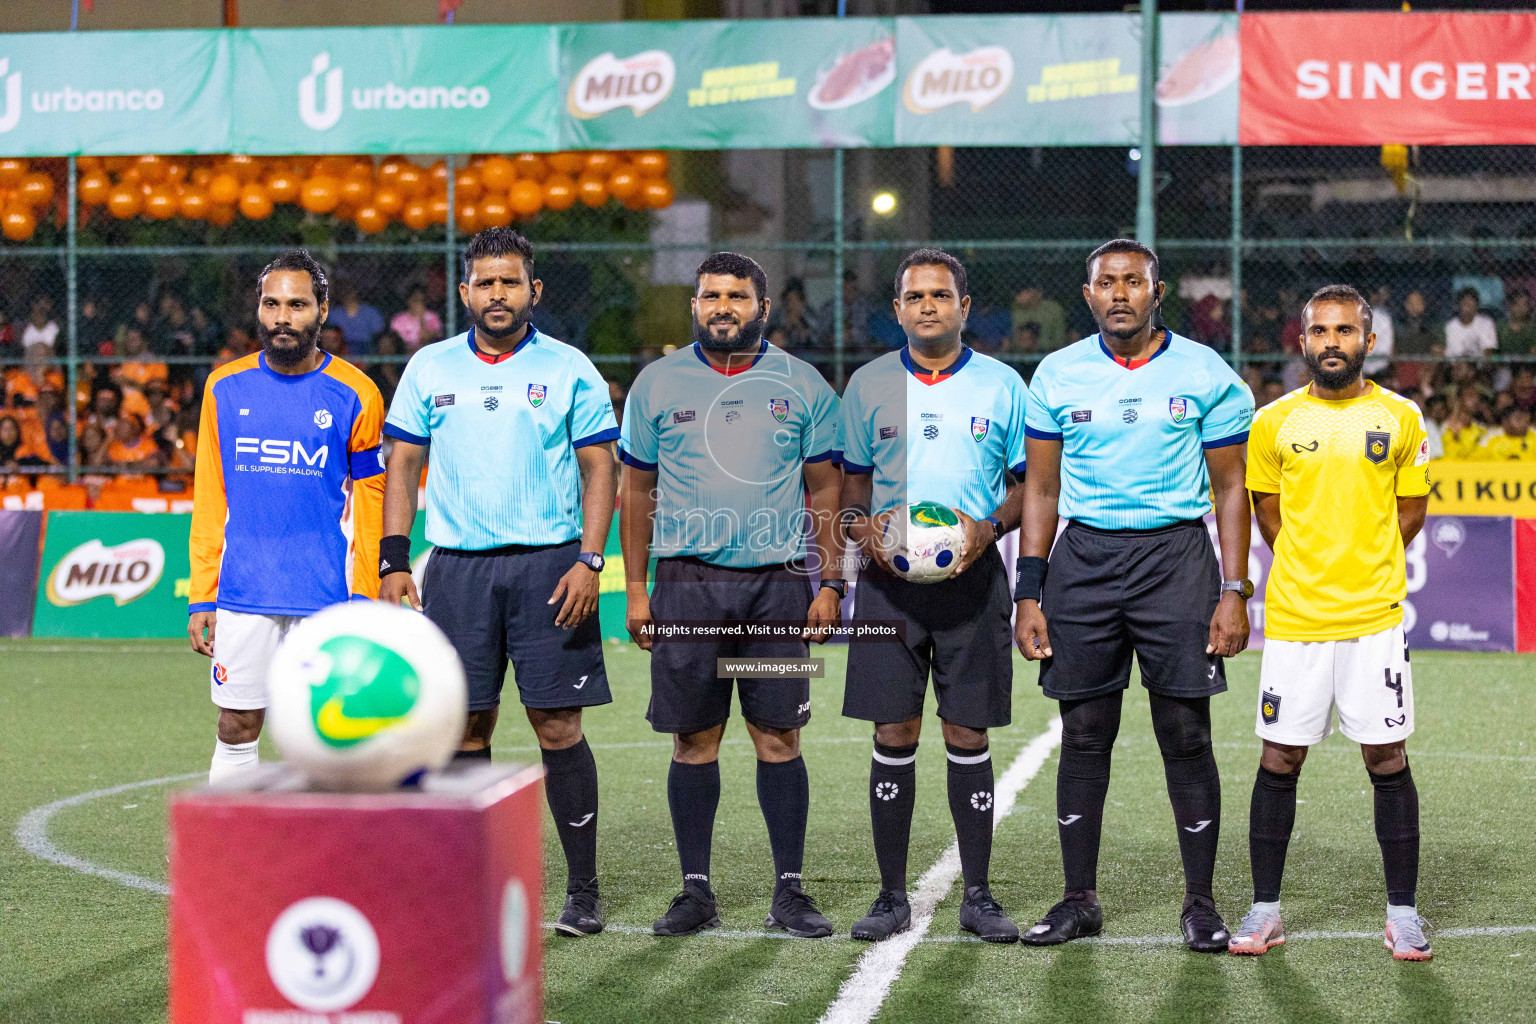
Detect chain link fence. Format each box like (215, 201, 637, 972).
(2, 143, 1534, 500)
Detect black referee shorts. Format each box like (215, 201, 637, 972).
(422, 539, 611, 713)
(1037, 518, 1225, 702)
(842, 545, 1013, 730)
(646, 556, 814, 734)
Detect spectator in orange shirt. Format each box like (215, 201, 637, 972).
(107, 413, 161, 473)
(112, 327, 169, 391)
(82, 384, 121, 437)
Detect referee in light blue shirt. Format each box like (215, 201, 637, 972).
(1014, 239, 1254, 953)
(378, 228, 619, 938)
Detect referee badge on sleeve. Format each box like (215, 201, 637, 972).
(1365, 430, 1390, 464)
(1260, 691, 1281, 725)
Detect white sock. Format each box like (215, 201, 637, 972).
(1251, 900, 1281, 915)
(1386, 903, 1418, 920)
(210, 739, 259, 783)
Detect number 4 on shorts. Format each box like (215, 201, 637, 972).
(1383, 668, 1404, 709)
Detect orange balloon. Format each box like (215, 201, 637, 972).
(300, 176, 341, 214)
(191, 166, 214, 188)
(107, 185, 143, 219)
(606, 166, 640, 204)
(266, 171, 301, 204)
(239, 182, 274, 220)
(511, 153, 547, 183)
(428, 159, 449, 194)
(179, 188, 210, 220)
(18, 172, 55, 208)
(547, 152, 585, 176)
(208, 172, 241, 206)
(479, 156, 515, 193)
(145, 187, 179, 220)
(317, 155, 352, 179)
(346, 158, 374, 181)
(226, 155, 262, 182)
(371, 186, 404, 217)
(2, 205, 36, 242)
(428, 195, 449, 224)
(402, 200, 432, 232)
(101, 156, 130, 174)
(339, 175, 373, 208)
(453, 169, 483, 202)
(633, 151, 670, 178)
(478, 192, 512, 228)
(119, 166, 143, 188)
(163, 161, 189, 185)
(78, 172, 112, 206)
(395, 164, 426, 198)
(577, 174, 609, 208)
(454, 201, 479, 234)
(135, 154, 167, 183)
(378, 157, 405, 185)
(584, 151, 619, 177)
(206, 203, 236, 227)
(642, 178, 675, 209)
(354, 205, 388, 234)
(543, 174, 577, 211)
(509, 178, 544, 218)
(77, 156, 104, 175)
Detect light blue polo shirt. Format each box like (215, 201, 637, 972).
(1025, 331, 1254, 531)
(619, 340, 839, 568)
(383, 328, 619, 550)
(839, 346, 1028, 519)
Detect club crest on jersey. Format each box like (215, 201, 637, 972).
(769, 398, 789, 422)
(971, 417, 989, 442)
(314, 409, 333, 429)
(527, 383, 547, 408)
(213, 663, 228, 685)
(1365, 430, 1390, 464)
(1169, 397, 1187, 423)
(484, 396, 499, 411)
(1261, 691, 1281, 725)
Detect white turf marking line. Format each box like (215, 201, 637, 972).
(14, 772, 201, 896)
(816, 719, 1063, 1024)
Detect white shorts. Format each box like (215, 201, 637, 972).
(211, 610, 303, 711)
(1256, 623, 1414, 746)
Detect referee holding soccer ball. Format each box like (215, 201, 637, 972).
(1014, 239, 1254, 952)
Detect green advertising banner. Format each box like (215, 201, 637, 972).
(0, 31, 233, 155)
(894, 13, 1237, 147)
(558, 18, 896, 150)
(32, 511, 194, 638)
(231, 26, 561, 155)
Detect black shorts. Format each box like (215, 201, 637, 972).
(646, 557, 814, 734)
(842, 545, 1013, 730)
(1037, 518, 1225, 701)
(422, 540, 611, 713)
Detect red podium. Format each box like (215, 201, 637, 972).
(169, 764, 543, 1024)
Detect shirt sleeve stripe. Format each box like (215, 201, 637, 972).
(841, 460, 874, 475)
(804, 449, 839, 464)
(1010, 460, 1027, 475)
(573, 426, 621, 449)
(1202, 430, 1249, 450)
(1024, 426, 1064, 441)
(618, 448, 658, 471)
(187, 602, 216, 615)
(382, 422, 430, 446)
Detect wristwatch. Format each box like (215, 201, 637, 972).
(984, 515, 1005, 542)
(1221, 578, 1255, 600)
(819, 578, 848, 599)
(577, 552, 605, 573)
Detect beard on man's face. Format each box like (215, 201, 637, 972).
(693, 309, 766, 352)
(1304, 344, 1368, 390)
(470, 297, 533, 340)
(258, 318, 321, 368)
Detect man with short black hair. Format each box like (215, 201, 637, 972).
(1015, 238, 1254, 952)
(1444, 287, 1497, 358)
(379, 228, 619, 937)
(621, 251, 842, 938)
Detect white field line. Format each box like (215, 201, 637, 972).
(815, 719, 1063, 1024)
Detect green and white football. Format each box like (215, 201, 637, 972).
(882, 501, 967, 584)
(267, 602, 467, 791)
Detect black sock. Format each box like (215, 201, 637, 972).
(1370, 763, 1420, 907)
(541, 739, 599, 893)
(870, 741, 918, 894)
(668, 759, 720, 894)
(946, 743, 994, 890)
(1249, 766, 1299, 903)
(453, 747, 492, 761)
(757, 756, 809, 893)
(1057, 694, 1121, 895)
(1150, 694, 1220, 903)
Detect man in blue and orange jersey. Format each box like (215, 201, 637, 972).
(188, 250, 386, 783)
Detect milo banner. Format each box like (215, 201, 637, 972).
(893, 13, 1238, 147)
(32, 511, 193, 639)
(558, 18, 896, 150)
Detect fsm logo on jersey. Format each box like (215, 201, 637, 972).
(298, 51, 491, 132)
(44, 538, 165, 607)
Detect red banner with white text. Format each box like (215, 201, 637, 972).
(1240, 12, 1536, 145)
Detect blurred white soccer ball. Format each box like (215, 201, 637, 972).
(267, 601, 467, 791)
(882, 501, 967, 584)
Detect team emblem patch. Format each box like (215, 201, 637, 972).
(1260, 691, 1281, 725)
(434, 394, 455, 408)
(1122, 408, 1138, 424)
(484, 396, 499, 411)
(1365, 430, 1390, 464)
(1071, 410, 1092, 423)
(725, 410, 740, 424)
(880, 425, 898, 440)
(673, 410, 695, 424)
(527, 383, 547, 408)
(1169, 397, 1187, 423)
(769, 398, 789, 422)
(314, 409, 333, 429)
(971, 417, 990, 442)
(923, 424, 939, 440)
(213, 663, 228, 686)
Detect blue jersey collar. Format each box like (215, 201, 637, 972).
(258, 349, 332, 381)
(468, 325, 536, 362)
(1097, 330, 1172, 368)
(901, 344, 971, 380)
(692, 338, 768, 371)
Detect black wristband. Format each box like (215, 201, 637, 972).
(1015, 556, 1048, 603)
(379, 534, 412, 577)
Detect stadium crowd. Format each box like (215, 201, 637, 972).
(1, 270, 1534, 501)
